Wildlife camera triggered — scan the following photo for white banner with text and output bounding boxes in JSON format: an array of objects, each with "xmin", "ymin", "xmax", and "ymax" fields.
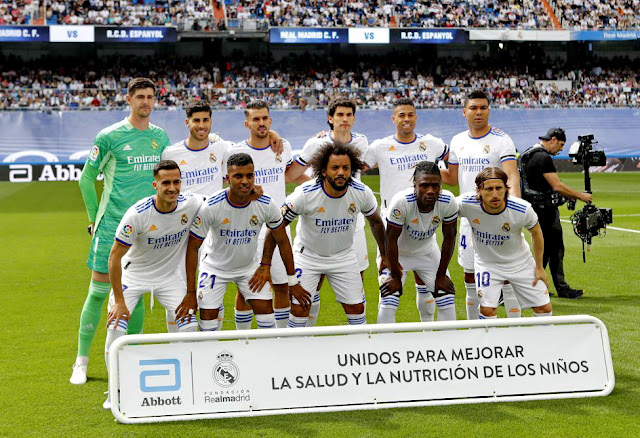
[{"xmin": 110, "ymin": 316, "xmax": 614, "ymax": 423}]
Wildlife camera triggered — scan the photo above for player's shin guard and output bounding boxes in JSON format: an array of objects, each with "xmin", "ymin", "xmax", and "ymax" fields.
[
  {"xmin": 287, "ymin": 314, "xmax": 308, "ymax": 328},
  {"xmin": 177, "ymin": 315, "xmax": 198, "ymax": 332},
  {"xmin": 77, "ymin": 280, "xmax": 110, "ymax": 357},
  {"xmin": 347, "ymin": 312, "xmax": 367, "ymax": 325},
  {"xmin": 502, "ymin": 283, "xmax": 521, "ymax": 318},
  {"xmin": 416, "ymin": 284, "xmax": 436, "ymax": 322},
  {"xmin": 435, "ymin": 294, "xmax": 457, "ymax": 321},
  {"xmin": 274, "ymin": 307, "xmax": 291, "ymax": 328},
  {"xmin": 307, "ymin": 294, "xmax": 321, "ymax": 327},
  {"xmin": 256, "ymin": 313, "xmax": 276, "ymax": 329},
  {"xmin": 234, "ymin": 309, "xmax": 253, "ymax": 330},
  {"xmin": 465, "ymin": 282, "xmax": 480, "ymax": 320},
  {"xmin": 126, "ymin": 299, "xmax": 145, "ymax": 335},
  {"xmin": 377, "ymin": 294, "xmax": 399, "ymax": 324},
  {"xmin": 104, "ymin": 327, "xmax": 126, "ymax": 371},
  {"xmin": 199, "ymin": 319, "xmax": 219, "ymax": 331}
]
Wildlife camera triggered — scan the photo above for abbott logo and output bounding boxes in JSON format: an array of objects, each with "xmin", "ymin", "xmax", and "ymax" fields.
[{"xmin": 139, "ymin": 359, "xmax": 181, "ymax": 392}]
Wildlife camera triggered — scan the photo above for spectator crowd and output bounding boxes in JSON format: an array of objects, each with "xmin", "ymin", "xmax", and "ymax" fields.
[
  {"xmin": 1, "ymin": 53, "xmax": 638, "ymax": 110},
  {"xmin": 1, "ymin": 0, "xmax": 637, "ymax": 29}
]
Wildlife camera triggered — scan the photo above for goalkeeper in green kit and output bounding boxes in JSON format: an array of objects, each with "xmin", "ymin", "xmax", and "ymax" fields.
[{"xmin": 70, "ymin": 78, "xmax": 171, "ymax": 385}]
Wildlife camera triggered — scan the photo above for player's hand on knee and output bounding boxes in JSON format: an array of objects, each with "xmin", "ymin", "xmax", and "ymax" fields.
[
  {"xmin": 176, "ymin": 292, "xmax": 198, "ymax": 323},
  {"xmin": 249, "ymin": 264, "xmax": 271, "ymax": 293},
  {"xmin": 533, "ymin": 267, "xmax": 549, "ymax": 288},
  {"xmin": 381, "ymin": 277, "xmax": 403, "ymax": 297},
  {"xmin": 434, "ymin": 275, "xmax": 455, "ymax": 296},
  {"xmin": 290, "ymin": 284, "xmax": 312, "ymax": 309},
  {"xmin": 107, "ymin": 301, "xmax": 130, "ymax": 329}
]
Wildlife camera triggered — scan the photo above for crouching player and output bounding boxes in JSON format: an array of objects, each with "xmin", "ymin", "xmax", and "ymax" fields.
[
  {"xmin": 265, "ymin": 142, "xmax": 387, "ymax": 328},
  {"xmin": 456, "ymin": 167, "xmax": 552, "ymax": 319},
  {"xmin": 103, "ymin": 160, "xmax": 203, "ymax": 409},
  {"xmin": 379, "ymin": 161, "xmax": 458, "ymax": 323},
  {"xmin": 186, "ymin": 153, "xmax": 311, "ymax": 332}
]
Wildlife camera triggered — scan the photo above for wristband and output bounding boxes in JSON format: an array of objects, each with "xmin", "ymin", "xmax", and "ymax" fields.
[
  {"xmin": 260, "ymin": 262, "xmax": 271, "ymax": 267},
  {"xmin": 287, "ymin": 275, "xmax": 299, "ymax": 287}
]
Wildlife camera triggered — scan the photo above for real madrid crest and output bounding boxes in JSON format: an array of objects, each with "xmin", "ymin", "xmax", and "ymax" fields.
[
  {"xmin": 275, "ymin": 154, "xmax": 282, "ymax": 163},
  {"xmin": 151, "ymin": 139, "xmax": 158, "ymax": 150},
  {"xmin": 432, "ymin": 215, "xmax": 440, "ymax": 225},
  {"xmin": 348, "ymin": 203, "xmax": 357, "ymax": 214},
  {"xmin": 419, "ymin": 141, "xmax": 426, "ymax": 151},
  {"xmin": 502, "ymin": 222, "xmax": 511, "ymax": 232},
  {"xmin": 181, "ymin": 214, "xmax": 188, "ymax": 225},
  {"xmin": 483, "ymin": 144, "xmax": 491, "ymax": 154},
  {"xmin": 249, "ymin": 215, "xmax": 259, "ymax": 226},
  {"xmin": 212, "ymin": 351, "xmax": 239, "ymax": 388},
  {"xmin": 209, "ymin": 153, "xmax": 217, "ymax": 163}
]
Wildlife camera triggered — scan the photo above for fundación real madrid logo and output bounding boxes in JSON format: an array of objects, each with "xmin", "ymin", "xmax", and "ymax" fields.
[
  {"xmin": 181, "ymin": 214, "xmax": 188, "ymax": 225},
  {"xmin": 483, "ymin": 144, "xmax": 491, "ymax": 154},
  {"xmin": 213, "ymin": 351, "xmax": 239, "ymax": 387},
  {"xmin": 419, "ymin": 141, "xmax": 426, "ymax": 151},
  {"xmin": 210, "ymin": 153, "xmax": 217, "ymax": 163},
  {"xmin": 348, "ymin": 203, "xmax": 357, "ymax": 214},
  {"xmin": 151, "ymin": 139, "xmax": 158, "ymax": 150},
  {"xmin": 502, "ymin": 222, "xmax": 511, "ymax": 232},
  {"xmin": 432, "ymin": 215, "xmax": 440, "ymax": 225},
  {"xmin": 249, "ymin": 215, "xmax": 259, "ymax": 226}
]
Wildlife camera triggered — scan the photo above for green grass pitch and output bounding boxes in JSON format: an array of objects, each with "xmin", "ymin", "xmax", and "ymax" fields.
[{"xmin": 1, "ymin": 173, "xmax": 639, "ymax": 437}]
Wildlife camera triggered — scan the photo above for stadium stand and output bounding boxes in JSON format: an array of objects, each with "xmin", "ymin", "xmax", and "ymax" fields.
[
  {"xmin": 551, "ymin": 0, "xmax": 640, "ymax": 29},
  {"xmin": 0, "ymin": 53, "xmax": 638, "ymax": 110}
]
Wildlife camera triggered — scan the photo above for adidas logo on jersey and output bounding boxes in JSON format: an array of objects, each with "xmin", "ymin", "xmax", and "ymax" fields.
[
  {"xmin": 222, "ymin": 218, "xmax": 230, "ymax": 224},
  {"xmin": 148, "ymin": 224, "xmax": 157, "ymax": 231},
  {"xmin": 411, "ymin": 218, "xmax": 419, "ymax": 224},
  {"xmin": 123, "ymin": 145, "xmax": 132, "ymax": 151},
  {"xmin": 388, "ymin": 145, "xmax": 397, "ymax": 151},
  {"xmin": 179, "ymin": 159, "xmax": 187, "ymax": 165},
  {"xmin": 317, "ymin": 207, "xmax": 325, "ymax": 213},
  {"xmin": 473, "ymin": 218, "xmax": 480, "ymax": 224}
]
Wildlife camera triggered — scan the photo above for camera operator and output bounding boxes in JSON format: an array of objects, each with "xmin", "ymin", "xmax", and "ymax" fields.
[{"xmin": 521, "ymin": 128, "xmax": 592, "ymax": 299}]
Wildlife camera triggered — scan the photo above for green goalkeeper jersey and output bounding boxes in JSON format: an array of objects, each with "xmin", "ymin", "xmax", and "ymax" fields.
[{"xmin": 86, "ymin": 117, "xmax": 171, "ymax": 228}]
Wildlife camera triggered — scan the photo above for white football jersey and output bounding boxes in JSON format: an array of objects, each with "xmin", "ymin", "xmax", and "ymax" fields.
[
  {"xmin": 386, "ymin": 188, "xmax": 458, "ymax": 256},
  {"xmin": 448, "ymin": 127, "xmax": 517, "ymax": 194},
  {"xmin": 161, "ymin": 139, "xmax": 231, "ymax": 196},
  {"xmin": 296, "ymin": 131, "xmax": 368, "ymax": 171},
  {"xmin": 224, "ymin": 139, "xmax": 292, "ymax": 208},
  {"xmin": 365, "ymin": 133, "xmax": 448, "ymax": 210},
  {"xmin": 283, "ymin": 179, "xmax": 378, "ymax": 267},
  {"xmin": 114, "ymin": 193, "xmax": 203, "ymax": 284},
  {"xmin": 456, "ymin": 193, "xmax": 539, "ymax": 272},
  {"xmin": 190, "ymin": 189, "xmax": 283, "ymax": 277}
]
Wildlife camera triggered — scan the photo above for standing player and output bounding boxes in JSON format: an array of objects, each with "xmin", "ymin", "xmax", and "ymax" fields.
[
  {"xmin": 380, "ymin": 162, "xmax": 458, "ymax": 323},
  {"xmin": 225, "ymin": 100, "xmax": 295, "ymax": 329},
  {"xmin": 71, "ymin": 78, "xmax": 171, "ymax": 385},
  {"xmin": 103, "ymin": 160, "xmax": 202, "ymax": 409},
  {"xmin": 456, "ymin": 168, "xmax": 552, "ymax": 319},
  {"xmin": 265, "ymin": 142, "xmax": 387, "ymax": 328},
  {"xmin": 364, "ymin": 98, "xmax": 449, "ymax": 321},
  {"xmin": 186, "ymin": 153, "xmax": 311, "ymax": 332},
  {"xmin": 161, "ymin": 100, "xmax": 284, "ymax": 330},
  {"xmin": 441, "ymin": 90, "xmax": 522, "ymax": 320},
  {"xmin": 286, "ymin": 96, "xmax": 370, "ymax": 326}
]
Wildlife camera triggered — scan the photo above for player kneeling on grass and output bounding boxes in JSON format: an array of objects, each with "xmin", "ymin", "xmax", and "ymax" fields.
[
  {"xmin": 264, "ymin": 142, "xmax": 387, "ymax": 328},
  {"xmin": 456, "ymin": 167, "xmax": 552, "ymax": 319},
  {"xmin": 186, "ymin": 153, "xmax": 311, "ymax": 332},
  {"xmin": 379, "ymin": 161, "xmax": 458, "ymax": 323},
  {"xmin": 104, "ymin": 160, "xmax": 203, "ymax": 409}
]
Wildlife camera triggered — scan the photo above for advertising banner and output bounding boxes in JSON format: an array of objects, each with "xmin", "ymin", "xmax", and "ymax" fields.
[
  {"xmin": 110, "ymin": 317, "xmax": 613, "ymax": 422},
  {"xmin": 269, "ymin": 28, "xmax": 348, "ymax": 43},
  {"xmin": 95, "ymin": 26, "xmax": 177, "ymax": 43},
  {"xmin": 390, "ymin": 29, "xmax": 467, "ymax": 44},
  {"xmin": 0, "ymin": 26, "xmax": 49, "ymax": 42}
]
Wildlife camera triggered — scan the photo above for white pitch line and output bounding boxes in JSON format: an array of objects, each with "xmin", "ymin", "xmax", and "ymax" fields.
[{"xmin": 560, "ymin": 219, "xmax": 640, "ymax": 234}]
